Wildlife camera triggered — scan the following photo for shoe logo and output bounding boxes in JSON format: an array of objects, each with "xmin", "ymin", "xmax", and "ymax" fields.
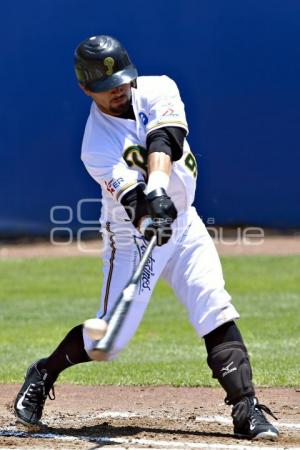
[
  {"xmin": 16, "ymin": 386, "xmax": 31, "ymax": 411},
  {"xmin": 221, "ymin": 361, "xmax": 237, "ymax": 378},
  {"xmin": 249, "ymin": 419, "xmax": 256, "ymax": 431}
]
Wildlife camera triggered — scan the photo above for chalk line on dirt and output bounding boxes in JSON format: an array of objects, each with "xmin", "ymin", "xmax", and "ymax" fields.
[{"xmin": 0, "ymin": 428, "xmax": 299, "ymax": 450}]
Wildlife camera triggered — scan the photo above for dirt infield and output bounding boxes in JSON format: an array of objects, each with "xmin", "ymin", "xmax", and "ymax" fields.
[
  {"xmin": 1, "ymin": 385, "xmax": 300, "ymax": 449},
  {"xmin": 1, "ymin": 234, "xmax": 300, "ymax": 259}
]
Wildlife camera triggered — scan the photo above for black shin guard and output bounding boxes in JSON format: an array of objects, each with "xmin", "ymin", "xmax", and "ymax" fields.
[{"xmin": 207, "ymin": 341, "xmax": 255, "ymax": 405}]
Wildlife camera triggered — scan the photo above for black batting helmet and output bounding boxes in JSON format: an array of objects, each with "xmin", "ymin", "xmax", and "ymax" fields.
[{"xmin": 74, "ymin": 35, "xmax": 138, "ymax": 92}]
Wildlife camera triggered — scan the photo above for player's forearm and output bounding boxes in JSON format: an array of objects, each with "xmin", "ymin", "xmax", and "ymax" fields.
[
  {"xmin": 145, "ymin": 152, "xmax": 172, "ymax": 194},
  {"xmin": 145, "ymin": 126, "xmax": 186, "ymax": 194}
]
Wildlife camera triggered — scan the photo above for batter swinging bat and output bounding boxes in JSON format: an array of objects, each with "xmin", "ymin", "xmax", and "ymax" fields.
[{"xmin": 90, "ymin": 235, "xmax": 157, "ymax": 357}]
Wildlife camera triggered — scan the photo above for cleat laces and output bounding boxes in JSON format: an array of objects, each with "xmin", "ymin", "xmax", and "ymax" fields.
[
  {"xmin": 23, "ymin": 372, "xmax": 55, "ymax": 420},
  {"xmin": 250, "ymin": 400, "xmax": 278, "ymax": 426}
]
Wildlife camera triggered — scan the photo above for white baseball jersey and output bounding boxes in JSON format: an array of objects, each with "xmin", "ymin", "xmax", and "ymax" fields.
[
  {"xmin": 81, "ymin": 75, "xmax": 239, "ymax": 358},
  {"xmin": 81, "ymin": 75, "xmax": 197, "ymax": 234}
]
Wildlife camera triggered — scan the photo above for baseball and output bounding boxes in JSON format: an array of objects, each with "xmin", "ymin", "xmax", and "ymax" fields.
[{"xmin": 83, "ymin": 318, "xmax": 108, "ymax": 340}]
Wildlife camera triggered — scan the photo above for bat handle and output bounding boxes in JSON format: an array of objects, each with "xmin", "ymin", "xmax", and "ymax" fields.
[
  {"xmin": 105, "ymin": 234, "xmax": 157, "ymax": 322},
  {"xmin": 131, "ymin": 235, "xmax": 157, "ymax": 284}
]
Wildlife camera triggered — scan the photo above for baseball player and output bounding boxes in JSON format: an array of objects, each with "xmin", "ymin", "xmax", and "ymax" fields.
[{"xmin": 14, "ymin": 35, "xmax": 278, "ymax": 441}]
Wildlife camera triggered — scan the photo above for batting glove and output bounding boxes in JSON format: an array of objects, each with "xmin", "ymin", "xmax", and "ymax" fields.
[{"xmin": 143, "ymin": 188, "xmax": 177, "ymax": 246}]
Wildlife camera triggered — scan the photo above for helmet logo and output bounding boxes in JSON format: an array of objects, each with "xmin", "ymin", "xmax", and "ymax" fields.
[{"xmin": 104, "ymin": 57, "xmax": 115, "ymax": 76}]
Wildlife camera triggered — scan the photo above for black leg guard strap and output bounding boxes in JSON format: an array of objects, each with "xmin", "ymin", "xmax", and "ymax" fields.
[{"xmin": 207, "ymin": 341, "xmax": 255, "ymax": 405}]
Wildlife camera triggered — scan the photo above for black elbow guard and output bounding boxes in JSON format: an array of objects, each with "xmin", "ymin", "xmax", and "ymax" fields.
[{"xmin": 146, "ymin": 126, "xmax": 186, "ymax": 161}]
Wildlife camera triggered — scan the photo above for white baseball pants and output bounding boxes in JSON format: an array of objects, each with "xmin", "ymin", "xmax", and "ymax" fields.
[{"xmin": 83, "ymin": 207, "xmax": 239, "ymax": 359}]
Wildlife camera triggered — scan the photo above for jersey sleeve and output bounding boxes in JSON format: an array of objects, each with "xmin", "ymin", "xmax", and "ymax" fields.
[
  {"xmin": 145, "ymin": 76, "xmax": 189, "ymax": 135},
  {"xmin": 81, "ymin": 148, "xmax": 146, "ymax": 203}
]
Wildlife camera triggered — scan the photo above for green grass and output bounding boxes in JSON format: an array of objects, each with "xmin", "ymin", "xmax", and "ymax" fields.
[{"xmin": 0, "ymin": 255, "xmax": 299, "ymax": 387}]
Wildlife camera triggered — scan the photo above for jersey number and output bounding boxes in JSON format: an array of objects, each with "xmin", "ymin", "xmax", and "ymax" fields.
[
  {"xmin": 123, "ymin": 145, "xmax": 148, "ymax": 180},
  {"xmin": 184, "ymin": 152, "xmax": 197, "ymax": 178}
]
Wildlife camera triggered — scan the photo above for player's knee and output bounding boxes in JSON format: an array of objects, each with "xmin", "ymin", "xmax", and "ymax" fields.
[
  {"xmin": 83, "ymin": 331, "xmax": 110, "ymax": 361},
  {"xmin": 86, "ymin": 347, "xmax": 122, "ymax": 362},
  {"xmin": 86, "ymin": 349, "xmax": 110, "ymax": 361},
  {"xmin": 83, "ymin": 330, "xmax": 124, "ymax": 362}
]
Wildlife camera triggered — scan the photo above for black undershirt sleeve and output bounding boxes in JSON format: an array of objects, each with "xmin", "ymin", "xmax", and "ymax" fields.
[{"xmin": 146, "ymin": 126, "xmax": 186, "ymax": 161}]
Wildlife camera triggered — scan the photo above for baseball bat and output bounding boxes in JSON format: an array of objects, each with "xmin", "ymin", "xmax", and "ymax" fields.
[{"xmin": 92, "ymin": 234, "xmax": 157, "ymax": 354}]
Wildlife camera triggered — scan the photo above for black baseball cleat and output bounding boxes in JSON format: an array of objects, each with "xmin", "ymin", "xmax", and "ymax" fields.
[
  {"xmin": 14, "ymin": 359, "xmax": 55, "ymax": 427},
  {"xmin": 232, "ymin": 396, "xmax": 279, "ymax": 440}
]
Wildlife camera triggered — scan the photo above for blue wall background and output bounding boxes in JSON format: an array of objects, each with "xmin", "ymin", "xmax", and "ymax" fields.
[{"xmin": 1, "ymin": 0, "xmax": 300, "ymax": 236}]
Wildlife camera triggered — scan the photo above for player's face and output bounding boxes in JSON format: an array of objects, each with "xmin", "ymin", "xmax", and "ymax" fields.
[{"xmin": 83, "ymin": 83, "xmax": 132, "ymax": 116}]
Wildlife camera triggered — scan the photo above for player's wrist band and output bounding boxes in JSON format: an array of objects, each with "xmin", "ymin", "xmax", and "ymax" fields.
[{"xmin": 145, "ymin": 170, "xmax": 169, "ymax": 195}]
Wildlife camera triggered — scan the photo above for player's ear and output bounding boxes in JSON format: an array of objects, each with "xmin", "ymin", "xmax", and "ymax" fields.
[{"xmin": 79, "ymin": 84, "xmax": 92, "ymax": 96}]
